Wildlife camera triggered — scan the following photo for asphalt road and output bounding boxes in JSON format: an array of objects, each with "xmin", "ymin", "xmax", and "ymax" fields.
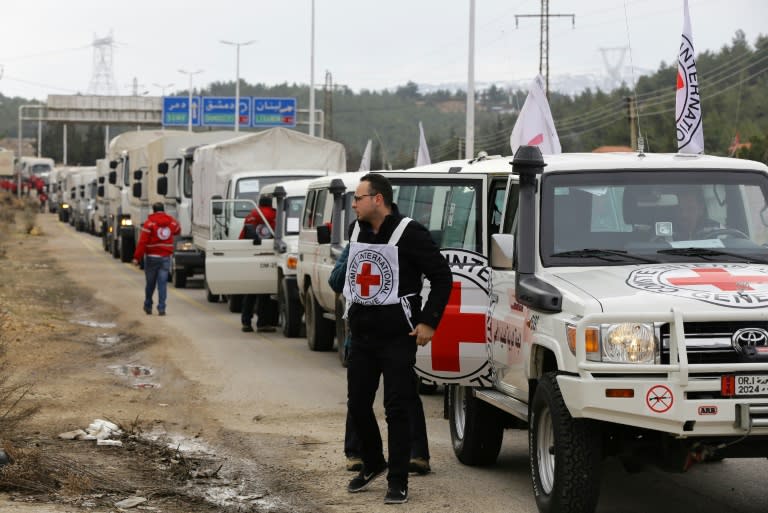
[{"xmin": 48, "ymin": 214, "xmax": 767, "ymax": 513}]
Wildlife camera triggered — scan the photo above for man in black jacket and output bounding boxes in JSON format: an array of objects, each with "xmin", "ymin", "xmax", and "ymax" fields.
[{"xmin": 343, "ymin": 173, "xmax": 452, "ymax": 504}]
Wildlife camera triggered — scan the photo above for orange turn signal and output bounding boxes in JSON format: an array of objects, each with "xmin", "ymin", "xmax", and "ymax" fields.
[
  {"xmin": 567, "ymin": 325, "xmax": 600, "ymax": 354},
  {"xmin": 287, "ymin": 256, "xmax": 298, "ymax": 270}
]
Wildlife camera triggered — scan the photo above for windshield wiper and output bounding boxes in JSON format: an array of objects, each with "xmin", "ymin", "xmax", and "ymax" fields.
[
  {"xmin": 657, "ymin": 247, "xmax": 768, "ymax": 264},
  {"xmin": 550, "ymin": 249, "xmax": 658, "ymax": 263}
]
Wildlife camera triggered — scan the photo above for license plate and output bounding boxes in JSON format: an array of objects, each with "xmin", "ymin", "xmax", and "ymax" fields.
[{"xmin": 736, "ymin": 375, "xmax": 768, "ymax": 396}]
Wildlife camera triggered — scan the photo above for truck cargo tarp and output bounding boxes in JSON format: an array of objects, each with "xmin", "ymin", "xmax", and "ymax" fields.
[{"xmin": 192, "ymin": 128, "xmax": 346, "ymax": 229}]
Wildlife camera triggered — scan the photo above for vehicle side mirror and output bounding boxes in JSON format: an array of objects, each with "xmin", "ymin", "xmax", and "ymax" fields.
[
  {"xmin": 158, "ymin": 162, "xmax": 169, "ymax": 174},
  {"xmin": 109, "ymin": 160, "xmax": 118, "ymax": 169},
  {"xmin": 108, "ymin": 171, "xmax": 117, "ymax": 184},
  {"xmin": 316, "ymin": 224, "xmax": 331, "ymax": 245},
  {"xmin": 490, "ymin": 233, "xmax": 515, "ymax": 269},
  {"xmin": 97, "ymin": 185, "xmax": 105, "ymax": 198},
  {"xmin": 157, "ymin": 176, "xmax": 168, "ymax": 196},
  {"xmin": 132, "ymin": 182, "xmax": 141, "ymax": 198},
  {"xmin": 133, "ymin": 169, "xmax": 142, "ymax": 181},
  {"xmin": 211, "ymin": 195, "xmax": 223, "ymax": 216}
]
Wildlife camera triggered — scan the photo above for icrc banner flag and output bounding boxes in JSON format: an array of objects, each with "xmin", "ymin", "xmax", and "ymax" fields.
[
  {"xmin": 509, "ymin": 75, "xmax": 561, "ymax": 155},
  {"xmin": 675, "ymin": 0, "xmax": 704, "ymax": 154}
]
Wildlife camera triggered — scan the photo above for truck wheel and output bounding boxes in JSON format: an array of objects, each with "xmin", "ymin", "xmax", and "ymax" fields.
[
  {"xmin": 120, "ymin": 236, "xmax": 135, "ymax": 263},
  {"xmin": 173, "ymin": 269, "xmax": 187, "ymax": 289},
  {"xmin": 448, "ymin": 385, "xmax": 503, "ymax": 465},
  {"xmin": 228, "ymin": 294, "xmax": 243, "ymax": 313},
  {"xmin": 335, "ymin": 295, "xmax": 349, "ymax": 366},
  {"xmin": 205, "ymin": 280, "xmax": 220, "ymax": 303},
  {"xmin": 530, "ymin": 372, "xmax": 602, "ymax": 513},
  {"xmin": 306, "ymin": 285, "xmax": 334, "ymax": 351},
  {"xmin": 111, "ymin": 239, "xmax": 120, "ymax": 259},
  {"xmin": 279, "ymin": 278, "xmax": 304, "ymax": 338}
]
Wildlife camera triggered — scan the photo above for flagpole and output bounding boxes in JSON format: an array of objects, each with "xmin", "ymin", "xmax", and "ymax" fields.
[{"xmin": 465, "ymin": 0, "xmax": 476, "ymax": 159}]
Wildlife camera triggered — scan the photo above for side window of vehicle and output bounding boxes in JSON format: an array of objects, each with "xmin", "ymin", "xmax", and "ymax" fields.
[
  {"xmin": 489, "ymin": 180, "xmax": 508, "ymax": 236},
  {"xmin": 313, "ymin": 189, "xmax": 328, "ymax": 227},
  {"xmin": 302, "ymin": 190, "xmax": 316, "ymax": 228}
]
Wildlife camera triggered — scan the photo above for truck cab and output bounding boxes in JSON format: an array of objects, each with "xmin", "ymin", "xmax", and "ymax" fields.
[
  {"xmin": 447, "ymin": 147, "xmax": 768, "ymax": 513},
  {"xmin": 203, "ymin": 170, "xmax": 335, "ymax": 307}
]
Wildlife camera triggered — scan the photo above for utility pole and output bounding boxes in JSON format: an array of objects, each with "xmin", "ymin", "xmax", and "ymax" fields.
[
  {"xmin": 515, "ymin": 0, "xmax": 575, "ymax": 97},
  {"xmin": 323, "ymin": 71, "xmax": 334, "ymax": 140},
  {"xmin": 626, "ymin": 96, "xmax": 637, "ymax": 150}
]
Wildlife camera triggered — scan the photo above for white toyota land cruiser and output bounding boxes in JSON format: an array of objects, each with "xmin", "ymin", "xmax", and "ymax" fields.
[{"xmin": 449, "ymin": 146, "xmax": 768, "ymax": 513}]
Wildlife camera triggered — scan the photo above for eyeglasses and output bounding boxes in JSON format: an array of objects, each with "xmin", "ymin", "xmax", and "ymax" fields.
[{"xmin": 352, "ymin": 193, "xmax": 377, "ymax": 202}]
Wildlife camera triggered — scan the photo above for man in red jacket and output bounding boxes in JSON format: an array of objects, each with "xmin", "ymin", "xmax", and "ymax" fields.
[{"xmin": 132, "ymin": 203, "xmax": 181, "ymax": 316}]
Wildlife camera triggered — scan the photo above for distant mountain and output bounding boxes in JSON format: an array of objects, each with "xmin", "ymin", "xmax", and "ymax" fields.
[{"xmin": 417, "ymin": 68, "xmax": 655, "ymax": 96}]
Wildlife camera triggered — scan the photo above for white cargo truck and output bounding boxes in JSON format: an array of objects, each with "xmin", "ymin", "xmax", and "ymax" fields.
[
  {"xmin": 189, "ymin": 127, "xmax": 345, "ymax": 302},
  {"xmin": 0, "ymin": 150, "xmax": 14, "ymax": 179},
  {"xmin": 444, "ymin": 147, "xmax": 768, "ymax": 513},
  {"xmin": 104, "ymin": 130, "xmax": 180, "ymax": 261}
]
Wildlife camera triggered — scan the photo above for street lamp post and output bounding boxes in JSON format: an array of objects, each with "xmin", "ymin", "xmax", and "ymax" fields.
[
  {"xmin": 220, "ymin": 40, "xmax": 255, "ymax": 132},
  {"xmin": 17, "ymin": 104, "xmax": 45, "ymax": 198},
  {"xmin": 309, "ymin": 0, "xmax": 316, "ymax": 137},
  {"xmin": 153, "ymin": 82, "xmax": 174, "ymax": 96},
  {"xmin": 178, "ymin": 69, "xmax": 203, "ymax": 132}
]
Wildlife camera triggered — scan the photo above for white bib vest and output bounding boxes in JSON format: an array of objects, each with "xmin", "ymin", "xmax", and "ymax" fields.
[{"xmin": 343, "ymin": 217, "xmax": 416, "ymax": 328}]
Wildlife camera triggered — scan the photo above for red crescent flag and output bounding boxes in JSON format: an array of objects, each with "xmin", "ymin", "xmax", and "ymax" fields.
[
  {"xmin": 510, "ymin": 75, "xmax": 561, "ymax": 155},
  {"xmin": 675, "ymin": 0, "xmax": 704, "ymax": 154}
]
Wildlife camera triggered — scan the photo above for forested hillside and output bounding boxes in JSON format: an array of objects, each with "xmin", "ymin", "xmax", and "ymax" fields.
[{"xmin": 0, "ymin": 30, "xmax": 765, "ymax": 168}]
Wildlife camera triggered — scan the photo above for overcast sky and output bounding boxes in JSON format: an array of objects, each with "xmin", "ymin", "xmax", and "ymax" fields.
[{"xmin": 0, "ymin": 0, "xmax": 765, "ymax": 100}]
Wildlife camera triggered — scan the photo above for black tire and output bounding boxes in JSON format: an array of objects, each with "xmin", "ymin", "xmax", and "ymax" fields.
[
  {"xmin": 120, "ymin": 235, "xmax": 135, "ymax": 263},
  {"xmin": 279, "ymin": 277, "xmax": 304, "ymax": 338},
  {"xmin": 228, "ymin": 294, "xmax": 243, "ymax": 313},
  {"xmin": 305, "ymin": 284, "xmax": 334, "ymax": 351},
  {"xmin": 111, "ymin": 238, "xmax": 120, "ymax": 259},
  {"xmin": 173, "ymin": 268, "xmax": 187, "ymax": 289},
  {"xmin": 530, "ymin": 372, "xmax": 602, "ymax": 513},
  {"xmin": 448, "ymin": 385, "xmax": 504, "ymax": 465},
  {"xmin": 205, "ymin": 280, "xmax": 220, "ymax": 303},
  {"xmin": 335, "ymin": 295, "xmax": 349, "ymax": 366}
]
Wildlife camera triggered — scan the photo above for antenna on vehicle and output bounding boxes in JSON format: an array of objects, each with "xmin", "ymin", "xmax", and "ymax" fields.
[{"xmin": 622, "ymin": 1, "xmax": 646, "ymax": 153}]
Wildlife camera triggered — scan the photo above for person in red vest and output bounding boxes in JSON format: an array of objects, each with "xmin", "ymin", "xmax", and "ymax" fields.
[
  {"xmin": 240, "ymin": 196, "xmax": 279, "ymax": 332},
  {"xmin": 132, "ymin": 203, "xmax": 181, "ymax": 316}
]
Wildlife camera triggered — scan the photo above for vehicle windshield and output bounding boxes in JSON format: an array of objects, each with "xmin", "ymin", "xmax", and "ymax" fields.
[
  {"xmin": 234, "ymin": 176, "xmax": 315, "ymax": 218},
  {"xmin": 31, "ymin": 164, "xmax": 52, "ymax": 174},
  {"xmin": 540, "ymin": 170, "xmax": 768, "ymax": 267}
]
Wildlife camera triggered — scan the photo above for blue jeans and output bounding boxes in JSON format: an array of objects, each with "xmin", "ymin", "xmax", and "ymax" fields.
[{"xmin": 144, "ymin": 256, "xmax": 170, "ymax": 312}]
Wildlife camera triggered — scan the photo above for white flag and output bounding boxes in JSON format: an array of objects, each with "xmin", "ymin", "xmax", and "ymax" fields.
[
  {"xmin": 675, "ymin": 0, "xmax": 704, "ymax": 154},
  {"xmin": 509, "ymin": 75, "xmax": 561, "ymax": 155},
  {"xmin": 358, "ymin": 139, "xmax": 372, "ymax": 171},
  {"xmin": 416, "ymin": 122, "xmax": 431, "ymax": 166}
]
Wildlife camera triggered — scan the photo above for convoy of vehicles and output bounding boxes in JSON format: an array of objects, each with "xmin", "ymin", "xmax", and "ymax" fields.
[{"xmin": 49, "ymin": 125, "xmax": 768, "ymax": 513}]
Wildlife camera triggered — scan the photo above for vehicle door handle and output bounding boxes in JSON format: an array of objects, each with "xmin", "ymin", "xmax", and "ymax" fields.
[{"xmin": 212, "ymin": 252, "xmax": 224, "ymax": 256}]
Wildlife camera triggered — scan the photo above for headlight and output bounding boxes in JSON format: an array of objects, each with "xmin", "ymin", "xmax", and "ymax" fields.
[
  {"xmin": 176, "ymin": 241, "xmax": 194, "ymax": 251},
  {"xmin": 603, "ymin": 323, "xmax": 657, "ymax": 364},
  {"xmin": 62, "ymin": 203, "xmax": 70, "ymax": 209},
  {"xmin": 120, "ymin": 218, "xmax": 133, "ymax": 226}
]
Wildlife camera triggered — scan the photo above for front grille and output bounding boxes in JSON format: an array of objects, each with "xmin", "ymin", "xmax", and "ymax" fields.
[{"xmin": 660, "ymin": 321, "xmax": 768, "ymax": 364}]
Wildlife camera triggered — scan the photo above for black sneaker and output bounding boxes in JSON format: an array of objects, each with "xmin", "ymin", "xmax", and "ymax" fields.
[
  {"xmin": 143, "ymin": 306, "xmax": 151, "ymax": 315},
  {"xmin": 158, "ymin": 310, "xmax": 166, "ymax": 316},
  {"xmin": 347, "ymin": 463, "xmax": 387, "ymax": 493},
  {"xmin": 242, "ymin": 325, "xmax": 254, "ymax": 332},
  {"xmin": 409, "ymin": 457, "xmax": 431, "ymax": 475},
  {"xmin": 384, "ymin": 484, "xmax": 408, "ymax": 504}
]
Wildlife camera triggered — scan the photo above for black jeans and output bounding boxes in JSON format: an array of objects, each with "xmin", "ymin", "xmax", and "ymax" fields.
[
  {"xmin": 347, "ymin": 333, "xmax": 418, "ymax": 487},
  {"xmin": 344, "ymin": 392, "xmax": 430, "ymax": 460},
  {"xmin": 241, "ymin": 294, "xmax": 278, "ymax": 327}
]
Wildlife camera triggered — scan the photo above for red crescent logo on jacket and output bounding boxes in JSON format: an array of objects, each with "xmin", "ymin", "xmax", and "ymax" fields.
[{"xmin": 157, "ymin": 226, "xmax": 172, "ymax": 241}]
